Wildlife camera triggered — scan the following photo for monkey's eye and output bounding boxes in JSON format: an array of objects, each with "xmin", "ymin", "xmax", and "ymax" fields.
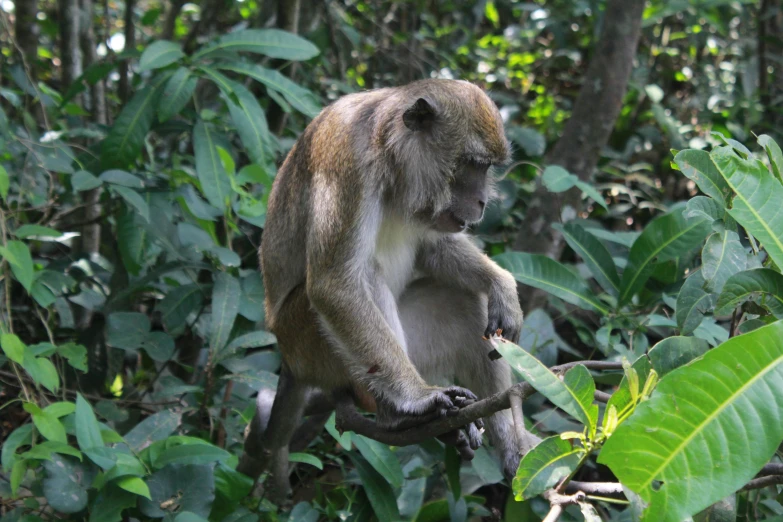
[{"xmin": 468, "ymin": 158, "xmax": 492, "ymax": 171}]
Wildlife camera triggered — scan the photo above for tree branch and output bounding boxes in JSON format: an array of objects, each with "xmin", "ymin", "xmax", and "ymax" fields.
[{"xmin": 334, "ymin": 361, "xmax": 622, "ymax": 448}]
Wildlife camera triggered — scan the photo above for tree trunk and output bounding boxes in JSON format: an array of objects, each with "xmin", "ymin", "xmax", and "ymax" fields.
[
  {"xmin": 14, "ymin": 0, "xmax": 40, "ymax": 76},
  {"xmin": 59, "ymin": 0, "xmax": 82, "ymax": 90},
  {"xmin": 118, "ymin": 0, "xmax": 135, "ymax": 103},
  {"xmin": 162, "ymin": 0, "xmax": 186, "ymax": 40},
  {"xmin": 266, "ymin": 0, "xmax": 302, "ymax": 135},
  {"xmin": 79, "ymin": 0, "xmax": 105, "ymax": 256},
  {"xmin": 759, "ymin": 0, "xmax": 783, "ymax": 131},
  {"xmin": 513, "ymin": 0, "xmax": 646, "ymax": 313}
]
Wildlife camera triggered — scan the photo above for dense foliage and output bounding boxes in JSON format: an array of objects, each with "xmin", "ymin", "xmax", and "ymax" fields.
[{"xmin": 1, "ymin": 0, "xmax": 783, "ymax": 521}]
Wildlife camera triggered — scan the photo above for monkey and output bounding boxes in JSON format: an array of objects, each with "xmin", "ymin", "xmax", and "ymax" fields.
[{"xmin": 239, "ymin": 79, "xmax": 525, "ymax": 494}]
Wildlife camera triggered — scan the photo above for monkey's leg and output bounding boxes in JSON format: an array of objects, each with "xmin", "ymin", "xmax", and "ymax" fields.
[
  {"xmin": 238, "ymin": 367, "xmax": 307, "ymax": 503},
  {"xmin": 400, "ymin": 278, "xmax": 522, "ymax": 480}
]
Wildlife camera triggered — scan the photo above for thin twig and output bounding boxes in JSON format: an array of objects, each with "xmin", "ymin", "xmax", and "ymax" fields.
[{"xmin": 742, "ymin": 475, "xmax": 783, "ymax": 491}]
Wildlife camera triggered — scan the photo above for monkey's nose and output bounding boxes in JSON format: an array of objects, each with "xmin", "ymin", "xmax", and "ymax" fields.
[{"xmin": 478, "ymin": 200, "xmax": 486, "ymax": 210}]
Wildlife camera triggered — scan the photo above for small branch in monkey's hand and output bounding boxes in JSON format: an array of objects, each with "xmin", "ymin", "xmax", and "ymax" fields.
[{"xmin": 334, "ymin": 360, "xmax": 622, "ymax": 450}]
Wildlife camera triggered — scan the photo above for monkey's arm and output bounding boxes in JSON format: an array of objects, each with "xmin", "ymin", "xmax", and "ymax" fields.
[
  {"xmin": 305, "ymin": 175, "xmax": 476, "ymax": 426},
  {"xmin": 418, "ymin": 235, "xmax": 523, "ymax": 342}
]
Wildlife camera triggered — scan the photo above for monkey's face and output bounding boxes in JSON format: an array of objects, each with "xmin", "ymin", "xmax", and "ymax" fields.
[{"xmin": 431, "ymin": 158, "xmax": 492, "ymax": 233}]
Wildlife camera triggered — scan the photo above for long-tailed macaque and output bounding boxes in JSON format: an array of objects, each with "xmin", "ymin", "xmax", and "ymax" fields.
[{"xmin": 240, "ymin": 79, "xmax": 524, "ymax": 491}]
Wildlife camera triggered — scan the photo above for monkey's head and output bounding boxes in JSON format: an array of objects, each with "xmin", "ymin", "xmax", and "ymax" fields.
[{"xmin": 385, "ymin": 80, "xmax": 510, "ymax": 233}]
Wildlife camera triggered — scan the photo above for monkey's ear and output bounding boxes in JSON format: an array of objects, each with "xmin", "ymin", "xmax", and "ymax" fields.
[{"xmin": 403, "ymin": 98, "xmax": 436, "ymax": 131}]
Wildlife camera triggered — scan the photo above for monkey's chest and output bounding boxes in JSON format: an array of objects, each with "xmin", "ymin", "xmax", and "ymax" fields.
[{"xmin": 374, "ymin": 220, "xmax": 420, "ymax": 299}]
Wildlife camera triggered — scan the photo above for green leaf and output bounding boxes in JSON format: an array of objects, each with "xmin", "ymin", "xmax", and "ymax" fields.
[
  {"xmin": 512, "ymin": 436, "xmax": 583, "ymax": 501},
  {"xmin": 495, "ymin": 341, "xmax": 594, "ymax": 426},
  {"xmin": 495, "ymin": 252, "xmax": 609, "ymax": 314},
  {"xmin": 710, "ymin": 146, "xmax": 783, "ymax": 269},
  {"xmin": 158, "ymin": 67, "xmax": 197, "ymax": 122},
  {"xmin": 22, "ymin": 352, "xmax": 60, "ymax": 392},
  {"xmin": 89, "ymin": 484, "xmax": 137, "ymax": 522},
  {"xmin": 193, "ymin": 29, "xmax": 320, "ymax": 61},
  {"xmin": 116, "ymin": 476, "xmax": 152, "ymax": 499},
  {"xmin": 599, "ymin": 320, "xmax": 783, "ymax": 522},
  {"xmin": 43, "ymin": 455, "xmax": 95, "ymax": 513},
  {"xmin": 541, "ymin": 165, "xmax": 575, "ymax": 192},
  {"xmin": 138, "ymin": 464, "xmax": 215, "ymax": 518},
  {"xmin": 0, "ymin": 164, "xmax": 8, "ymax": 200},
  {"xmin": 647, "ymin": 336, "xmax": 709, "ymax": 376},
  {"xmin": 58, "ymin": 343, "xmax": 88, "ymax": 372},
  {"xmin": 194, "ymin": 120, "xmax": 232, "ymax": 209},
  {"xmin": 1, "ymin": 333, "xmax": 25, "ymax": 364},
  {"xmin": 757, "ymin": 134, "xmax": 783, "ymax": 184},
  {"xmin": 112, "ymin": 185, "xmax": 150, "ymax": 222},
  {"xmin": 141, "ymin": 331, "xmax": 175, "ymax": 362},
  {"xmin": 288, "ymin": 452, "xmax": 324, "ymax": 470},
  {"xmin": 352, "ymin": 435, "xmax": 404, "ymax": 488},
  {"xmin": 24, "ymin": 402, "xmax": 66, "ymax": 443},
  {"xmin": 674, "ymin": 149, "xmax": 731, "ymax": 204},
  {"xmin": 154, "ymin": 442, "xmax": 231, "ymax": 468},
  {"xmin": 221, "ymin": 330, "xmax": 276, "ymax": 359},
  {"xmin": 75, "ymin": 393, "xmax": 106, "ymax": 451},
  {"xmin": 715, "ymin": 268, "xmax": 783, "ymax": 317},
  {"xmin": 157, "ymin": 284, "xmax": 204, "ymax": 335},
  {"xmin": 684, "ymin": 196, "xmax": 725, "ymax": 223},
  {"xmin": 124, "ymin": 409, "xmax": 182, "ymax": 451},
  {"xmin": 2, "ymin": 424, "xmax": 32, "ymax": 471},
  {"xmin": 210, "ymin": 272, "xmax": 240, "ymax": 352},
  {"xmin": 45, "ymin": 401, "xmax": 76, "ymax": 418},
  {"xmin": 106, "ymin": 312, "xmax": 150, "ymax": 351},
  {"xmin": 675, "ymin": 270, "xmax": 716, "ymax": 335},
  {"xmin": 101, "ymin": 83, "xmax": 161, "ymax": 169},
  {"xmin": 71, "ymin": 170, "xmax": 102, "ymax": 191},
  {"xmin": 618, "ymin": 209, "xmax": 710, "ymax": 307},
  {"xmin": 701, "ymin": 230, "xmax": 747, "ymax": 293},
  {"xmin": 605, "ymin": 356, "xmax": 652, "ymax": 422},
  {"xmin": 14, "ymin": 225, "xmax": 63, "ymax": 239},
  {"xmin": 555, "ymin": 222, "xmax": 619, "ymax": 295},
  {"xmin": 573, "ymin": 179, "xmax": 608, "ymax": 210},
  {"xmin": 117, "ymin": 208, "xmax": 145, "ymax": 275},
  {"xmin": 218, "ymin": 61, "xmax": 321, "ymax": 118},
  {"xmin": 222, "ymin": 78, "xmax": 275, "ymax": 166},
  {"xmin": 347, "ymin": 453, "xmax": 401, "ymax": 522},
  {"xmin": 21, "ymin": 440, "xmax": 82, "ymax": 461},
  {"xmin": 100, "ymin": 169, "xmax": 144, "ymax": 188},
  {"xmin": 0, "ymin": 240, "xmax": 34, "ymax": 291},
  {"xmin": 139, "ymin": 40, "xmax": 184, "ymax": 72}
]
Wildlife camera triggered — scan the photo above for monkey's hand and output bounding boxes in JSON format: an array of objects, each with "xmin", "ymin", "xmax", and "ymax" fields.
[
  {"xmin": 485, "ymin": 273, "xmax": 524, "ymax": 343},
  {"xmin": 376, "ymin": 386, "xmax": 484, "ymax": 451}
]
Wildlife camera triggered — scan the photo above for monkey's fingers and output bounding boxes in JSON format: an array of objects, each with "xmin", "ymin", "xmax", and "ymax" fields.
[
  {"xmin": 437, "ymin": 430, "xmax": 475, "ymax": 461},
  {"xmin": 465, "ymin": 422, "xmax": 483, "ymax": 450},
  {"xmin": 441, "ymin": 386, "xmax": 478, "ymax": 408}
]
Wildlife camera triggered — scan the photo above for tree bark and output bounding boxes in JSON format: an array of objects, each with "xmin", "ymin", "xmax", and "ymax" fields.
[
  {"xmin": 118, "ymin": 0, "xmax": 135, "ymax": 103},
  {"xmin": 162, "ymin": 0, "xmax": 186, "ymax": 40},
  {"xmin": 513, "ymin": 0, "xmax": 646, "ymax": 312},
  {"xmin": 59, "ymin": 0, "xmax": 82, "ymax": 90},
  {"xmin": 266, "ymin": 0, "xmax": 302, "ymax": 135},
  {"xmin": 79, "ymin": 0, "xmax": 105, "ymax": 256},
  {"xmin": 14, "ymin": 0, "xmax": 40, "ymax": 77}
]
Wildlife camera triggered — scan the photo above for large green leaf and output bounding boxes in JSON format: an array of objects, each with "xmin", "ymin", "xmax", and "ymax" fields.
[
  {"xmin": 757, "ymin": 134, "xmax": 783, "ymax": 184},
  {"xmin": 352, "ymin": 435, "xmax": 404, "ymax": 489},
  {"xmin": 193, "ymin": 120, "xmax": 231, "ymax": 209},
  {"xmin": 512, "ymin": 436, "xmax": 583, "ymax": 501},
  {"xmin": 555, "ymin": 222, "xmax": 620, "ymax": 295},
  {"xmin": 701, "ymin": 230, "xmax": 746, "ymax": 293},
  {"xmin": 647, "ymin": 336, "xmax": 708, "ymax": 376},
  {"xmin": 618, "ymin": 209, "xmax": 710, "ymax": 306},
  {"xmin": 709, "ymin": 146, "xmax": 783, "ymax": 269},
  {"xmin": 1, "ymin": 332, "xmax": 25, "ymax": 364},
  {"xmin": 158, "ymin": 67, "xmax": 197, "ymax": 122},
  {"xmin": 0, "ymin": 240, "xmax": 34, "ymax": 291},
  {"xmin": 675, "ymin": 270, "xmax": 715, "ymax": 335},
  {"xmin": 157, "ymin": 284, "xmax": 204, "ymax": 335},
  {"xmin": 598, "ymin": 320, "xmax": 783, "ymax": 522},
  {"xmin": 210, "ymin": 272, "xmax": 240, "ymax": 352},
  {"xmin": 347, "ymin": 453, "xmax": 401, "ymax": 522},
  {"xmin": 219, "ymin": 75, "xmax": 275, "ymax": 166},
  {"xmin": 674, "ymin": 149, "xmax": 731, "ymax": 204},
  {"xmin": 101, "ymin": 81, "xmax": 163, "ymax": 169},
  {"xmin": 43, "ymin": 455, "xmax": 95, "ymax": 513},
  {"xmin": 139, "ymin": 40, "xmax": 184, "ymax": 72},
  {"xmin": 494, "ymin": 252, "xmax": 609, "ymax": 314},
  {"xmin": 715, "ymin": 268, "xmax": 783, "ymax": 317},
  {"xmin": 193, "ymin": 29, "xmax": 320, "ymax": 61},
  {"xmin": 217, "ymin": 62, "xmax": 321, "ymax": 118},
  {"xmin": 495, "ymin": 341, "xmax": 596, "ymax": 427}
]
